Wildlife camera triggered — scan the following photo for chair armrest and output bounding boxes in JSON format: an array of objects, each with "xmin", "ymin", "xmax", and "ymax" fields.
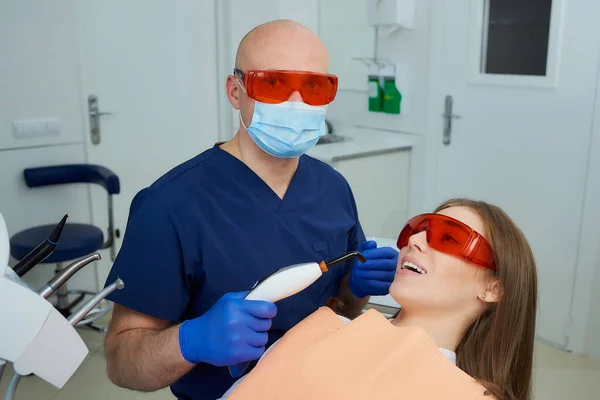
[{"xmin": 24, "ymin": 165, "xmax": 120, "ymax": 195}]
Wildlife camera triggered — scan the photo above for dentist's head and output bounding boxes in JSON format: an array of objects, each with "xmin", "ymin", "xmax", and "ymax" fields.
[{"xmin": 225, "ymin": 20, "xmax": 337, "ymax": 160}]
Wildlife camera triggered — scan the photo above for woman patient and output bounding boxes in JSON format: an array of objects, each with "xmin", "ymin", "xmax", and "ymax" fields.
[{"xmin": 222, "ymin": 198, "xmax": 538, "ymax": 400}]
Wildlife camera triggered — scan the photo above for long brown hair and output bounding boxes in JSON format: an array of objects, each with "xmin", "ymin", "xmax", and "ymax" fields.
[{"xmin": 435, "ymin": 199, "xmax": 538, "ymax": 400}]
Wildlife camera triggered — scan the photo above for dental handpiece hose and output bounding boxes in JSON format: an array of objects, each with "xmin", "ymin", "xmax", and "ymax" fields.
[
  {"xmin": 4, "ymin": 278, "xmax": 124, "ymax": 400},
  {"xmin": 67, "ymin": 277, "xmax": 124, "ymax": 326},
  {"xmin": 37, "ymin": 253, "xmax": 101, "ymax": 299},
  {"xmin": 13, "ymin": 214, "xmax": 68, "ymax": 277}
]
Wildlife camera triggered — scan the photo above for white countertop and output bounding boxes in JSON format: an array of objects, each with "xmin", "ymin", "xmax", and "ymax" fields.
[{"xmin": 307, "ymin": 126, "xmax": 414, "ymax": 164}]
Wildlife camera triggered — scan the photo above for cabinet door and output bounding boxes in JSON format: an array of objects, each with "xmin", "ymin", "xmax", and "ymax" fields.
[{"xmin": 335, "ymin": 151, "xmax": 410, "ymax": 239}]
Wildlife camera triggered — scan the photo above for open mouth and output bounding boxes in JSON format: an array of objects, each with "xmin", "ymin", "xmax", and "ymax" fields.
[{"xmin": 400, "ymin": 261, "xmax": 427, "ymax": 275}]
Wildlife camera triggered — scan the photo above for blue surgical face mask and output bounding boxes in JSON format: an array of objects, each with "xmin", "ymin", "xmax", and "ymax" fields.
[{"xmin": 237, "ymin": 81, "xmax": 327, "ymax": 158}]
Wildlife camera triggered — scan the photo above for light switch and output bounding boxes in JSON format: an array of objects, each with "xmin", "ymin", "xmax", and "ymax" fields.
[
  {"xmin": 12, "ymin": 118, "xmax": 61, "ymax": 139},
  {"xmin": 12, "ymin": 121, "xmax": 29, "ymax": 137},
  {"xmin": 46, "ymin": 118, "xmax": 61, "ymax": 135},
  {"xmin": 32, "ymin": 121, "xmax": 46, "ymax": 135}
]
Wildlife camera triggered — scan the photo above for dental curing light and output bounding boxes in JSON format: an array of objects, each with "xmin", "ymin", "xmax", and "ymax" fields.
[
  {"xmin": 228, "ymin": 251, "xmax": 367, "ymax": 378},
  {"xmin": 245, "ymin": 251, "xmax": 366, "ymax": 302}
]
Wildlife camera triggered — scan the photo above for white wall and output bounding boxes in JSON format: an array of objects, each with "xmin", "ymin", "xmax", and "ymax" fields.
[
  {"xmin": 572, "ymin": 68, "xmax": 600, "ymax": 358},
  {"xmin": 319, "ymin": 0, "xmax": 432, "ymax": 219},
  {"xmin": 0, "ymin": 0, "xmax": 96, "ymax": 291},
  {"xmin": 319, "ymin": 0, "xmax": 431, "ymax": 135},
  {"xmin": 584, "ymin": 251, "xmax": 600, "ymax": 359},
  {"xmin": 0, "ymin": 0, "xmax": 84, "ymax": 150}
]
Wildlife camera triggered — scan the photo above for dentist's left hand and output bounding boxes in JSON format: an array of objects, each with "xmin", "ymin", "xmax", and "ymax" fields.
[{"xmin": 349, "ymin": 241, "xmax": 399, "ymax": 298}]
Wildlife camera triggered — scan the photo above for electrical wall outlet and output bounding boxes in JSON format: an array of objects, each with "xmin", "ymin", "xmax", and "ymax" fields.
[{"xmin": 12, "ymin": 118, "xmax": 61, "ymax": 139}]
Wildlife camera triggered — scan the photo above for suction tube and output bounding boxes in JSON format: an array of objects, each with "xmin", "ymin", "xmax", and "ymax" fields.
[{"xmin": 13, "ymin": 214, "xmax": 68, "ymax": 277}]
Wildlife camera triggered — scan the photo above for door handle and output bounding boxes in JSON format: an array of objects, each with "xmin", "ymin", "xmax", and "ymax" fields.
[
  {"xmin": 88, "ymin": 110, "xmax": 114, "ymax": 117},
  {"xmin": 88, "ymin": 95, "xmax": 115, "ymax": 145},
  {"xmin": 442, "ymin": 95, "xmax": 461, "ymax": 145}
]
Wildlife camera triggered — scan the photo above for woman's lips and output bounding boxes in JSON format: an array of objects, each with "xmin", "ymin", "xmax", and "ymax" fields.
[{"xmin": 397, "ymin": 255, "xmax": 427, "ymax": 276}]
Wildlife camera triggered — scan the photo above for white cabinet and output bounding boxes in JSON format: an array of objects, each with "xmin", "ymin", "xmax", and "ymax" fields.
[
  {"xmin": 328, "ymin": 149, "xmax": 410, "ymax": 310},
  {"xmin": 332, "ymin": 150, "xmax": 410, "ymax": 239}
]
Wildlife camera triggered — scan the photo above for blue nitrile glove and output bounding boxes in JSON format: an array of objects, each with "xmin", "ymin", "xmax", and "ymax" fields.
[
  {"xmin": 178, "ymin": 291, "xmax": 277, "ymax": 366},
  {"xmin": 349, "ymin": 240, "xmax": 399, "ymax": 298}
]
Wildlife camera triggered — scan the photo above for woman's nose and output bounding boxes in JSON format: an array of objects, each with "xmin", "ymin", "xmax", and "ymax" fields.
[
  {"xmin": 408, "ymin": 231, "xmax": 429, "ymax": 253},
  {"xmin": 287, "ymin": 91, "xmax": 304, "ymax": 103}
]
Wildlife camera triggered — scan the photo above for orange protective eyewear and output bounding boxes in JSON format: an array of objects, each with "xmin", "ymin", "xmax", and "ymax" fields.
[
  {"xmin": 397, "ymin": 213, "xmax": 496, "ymax": 271},
  {"xmin": 234, "ymin": 68, "xmax": 338, "ymax": 106}
]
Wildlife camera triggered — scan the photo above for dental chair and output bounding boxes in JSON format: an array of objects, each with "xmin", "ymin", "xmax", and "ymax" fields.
[{"xmin": 9, "ymin": 164, "xmax": 120, "ymax": 333}]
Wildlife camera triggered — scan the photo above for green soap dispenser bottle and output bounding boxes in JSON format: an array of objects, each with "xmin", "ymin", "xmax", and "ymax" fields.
[
  {"xmin": 381, "ymin": 64, "xmax": 401, "ymax": 114},
  {"xmin": 368, "ymin": 64, "xmax": 383, "ymax": 112},
  {"xmin": 383, "ymin": 78, "xmax": 402, "ymax": 114}
]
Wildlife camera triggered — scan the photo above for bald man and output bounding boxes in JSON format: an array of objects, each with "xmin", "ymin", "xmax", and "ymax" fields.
[{"xmin": 103, "ymin": 20, "xmax": 398, "ymax": 399}]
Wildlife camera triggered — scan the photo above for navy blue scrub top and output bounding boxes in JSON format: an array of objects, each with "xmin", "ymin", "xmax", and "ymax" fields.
[{"xmin": 105, "ymin": 144, "xmax": 365, "ymax": 400}]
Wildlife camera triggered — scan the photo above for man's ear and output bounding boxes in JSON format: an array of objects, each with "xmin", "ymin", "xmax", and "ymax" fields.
[
  {"xmin": 478, "ymin": 279, "xmax": 503, "ymax": 304},
  {"xmin": 226, "ymin": 75, "xmax": 241, "ymax": 110}
]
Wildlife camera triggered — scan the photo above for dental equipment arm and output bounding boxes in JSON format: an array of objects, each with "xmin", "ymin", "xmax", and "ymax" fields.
[
  {"xmin": 228, "ymin": 251, "xmax": 367, "ymax": 378},
  {"xmin": 5, "ymin": 278, "xmax": 125, "ymax": 400},
  {"xmin": 0, "ymin": 210, "xmax": 122, "ymax": 397},
  {"xmin": 37, "ymin": 253, "xmax": 101, "ymax": 299},
  {"xmin": 0, "ymin": 253, "xmax": 99, "ymax": 386},
  {"xmin": 12, "ymin": 214, "xmax": 68, "ymax": 277}
]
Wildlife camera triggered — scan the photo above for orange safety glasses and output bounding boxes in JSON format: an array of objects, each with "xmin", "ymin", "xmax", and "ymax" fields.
[
  {"xmin": 397, "ymin": 213, "xmax": 496, "ymax": 271},
  {"xmin": 234, "ymin": 68, "xmax": 339, "ymax": 106}
]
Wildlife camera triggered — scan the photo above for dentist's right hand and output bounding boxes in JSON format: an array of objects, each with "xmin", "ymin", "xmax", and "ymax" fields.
[{"xmin": 178, "ymin": 291, "xmax": 277, "ymax": 366}]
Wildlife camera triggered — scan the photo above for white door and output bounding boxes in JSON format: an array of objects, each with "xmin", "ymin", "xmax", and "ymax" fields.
[
  {"xmin": 77, "ymin": 1, "xmax": 221, "ymax": 283},
  {"xmin": 428, "ymin": 0, "xmax": 600, "ymax": 348}
]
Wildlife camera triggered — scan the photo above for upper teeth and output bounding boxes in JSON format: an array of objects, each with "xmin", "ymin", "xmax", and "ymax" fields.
[{"xmin": 402, "ymin": 261, "xmax": 426, "ymax": 275}]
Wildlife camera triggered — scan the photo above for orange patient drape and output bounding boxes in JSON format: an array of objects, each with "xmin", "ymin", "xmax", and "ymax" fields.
[{"xmin": 229, "ymin": 307, "xmax": 488, "ymax": 399}]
